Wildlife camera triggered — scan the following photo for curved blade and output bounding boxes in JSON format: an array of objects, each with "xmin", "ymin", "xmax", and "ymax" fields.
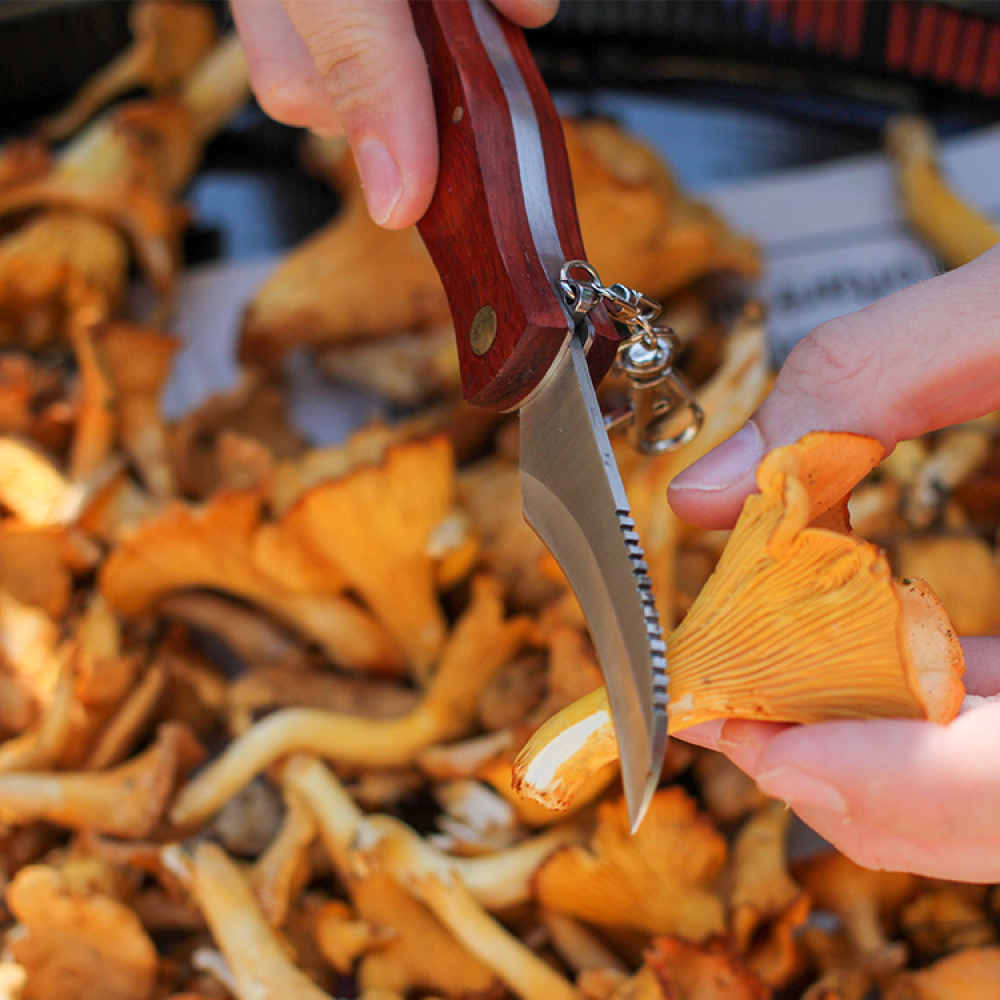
[{"xmin": 520, "ymin": 329, "xmax": 669, "ymax": 830}]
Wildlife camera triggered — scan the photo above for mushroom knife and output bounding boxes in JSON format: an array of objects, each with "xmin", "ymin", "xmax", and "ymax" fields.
[{"xmin": 408, "ymin": 0, "xmax": 668, "ymax": 829}]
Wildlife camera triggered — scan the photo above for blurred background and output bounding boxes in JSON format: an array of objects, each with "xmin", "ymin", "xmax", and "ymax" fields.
[{"xmin": 4, "ymin": 0, "xmax": 1000, "ymax": 263}]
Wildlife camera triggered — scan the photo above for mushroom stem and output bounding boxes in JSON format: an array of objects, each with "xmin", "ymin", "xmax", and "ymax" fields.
[
  {"xmin": 39, "ymin": 1, "xmax": 219, "ymax": 142},
  {"xmin": 540, "ymin": 910, "xmax": 629, "ymax": 975},
  {"xmin": 249, "ymin": 785, "xmax": 317, "ymax": 928},
  {"xmin": 359, "ymin": 819, "xmax": 581, "ymax": 1000},
  {"xmin": 189, "ymin": 841, "xmax": 341, "ymax": 1000},
  {"xmin": 285, "ymin": 755, "xmax": 583, "ymax": 910},
  {"xmin": 359, "ymin": 813, "xmax": 584, "ymax": 911},
  {"xmin": 0, "ymin": 722, "xmax": 199, "ymax": 837},
  {"xmin": 884, "ymin": 115, "xmax": 1000, "ymax": 269},
  {"xmin": 0, "ymin": 654, "xmax": 75, "ymax": 773},
  {"xmin": 513, "ymin": 688, "xmax": 618, "ymax": 812},
  {"xmin": 170, "ymin": 577, "xmax": 529, "ymax": 827}
]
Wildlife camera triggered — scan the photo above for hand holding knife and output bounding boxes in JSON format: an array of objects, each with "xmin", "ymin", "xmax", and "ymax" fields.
[{"xmin": 408, "ymin": 0, "xmax": 702, "ymax": 829}]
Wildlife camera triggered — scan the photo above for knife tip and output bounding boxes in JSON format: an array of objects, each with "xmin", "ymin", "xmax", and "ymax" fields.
[{"xmin": 625, "ymin": 761, "xmax": 661, "ymax": 834}]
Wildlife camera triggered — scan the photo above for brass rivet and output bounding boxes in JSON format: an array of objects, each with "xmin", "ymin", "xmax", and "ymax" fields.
[
  {"xmin": 470, "ymin": 305, "xmax": 497, "ymax": 356},
  {"xmin": 452, "ymin": 105, "xmax": 465, "ymax": 124}
]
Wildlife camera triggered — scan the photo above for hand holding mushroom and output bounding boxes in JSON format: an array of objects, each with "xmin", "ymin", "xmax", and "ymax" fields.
[{"xmin": 668, "ymin": 243, "xmax": 1000, "ymax": 882}]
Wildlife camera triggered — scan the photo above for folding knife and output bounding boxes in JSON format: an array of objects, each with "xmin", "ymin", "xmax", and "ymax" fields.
[{"xmin": 408, "ymin": 0, "xmax": 668, "ymax": 829}]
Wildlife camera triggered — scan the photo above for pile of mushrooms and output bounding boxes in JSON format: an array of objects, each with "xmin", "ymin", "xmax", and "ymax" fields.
[{"xmin": 0, "ymin": 18, "xmax": 998, "ymax": 1000}]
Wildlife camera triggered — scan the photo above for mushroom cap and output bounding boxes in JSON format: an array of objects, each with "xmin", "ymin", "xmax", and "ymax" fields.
[
  {"xmin": 667, "ymin": 431, "xmax": 963, "ymax": 728},
  {"xmin": 282, "ymin": 434, "xmax": 458, "ymax": 677},
  {"xmin": 533, "ymin": 788, "xmax": 727, "ymax": 939},
  {"xmin": 99, "ymin": 489, "xmax": 402, "ymax": 672},
  {"xmin": 7, "ymin": 863, "xmax": 158, "ymax": 1000}
]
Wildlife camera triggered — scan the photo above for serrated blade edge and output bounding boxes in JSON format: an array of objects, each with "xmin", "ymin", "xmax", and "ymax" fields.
[{"xmin": 520, "ymin": 329, "xmax": 669, "ymax": 830}]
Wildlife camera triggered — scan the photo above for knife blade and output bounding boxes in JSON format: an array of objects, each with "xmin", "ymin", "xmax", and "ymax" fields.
[{"xmin": 408, "ymin": 0, "xmax": 668, "ymax": 829}]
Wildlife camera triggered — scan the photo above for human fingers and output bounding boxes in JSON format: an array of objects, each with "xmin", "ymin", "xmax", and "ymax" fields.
[
  {"xmin": 493, "ymin": 0, "xmax": 561, "ymax": 28},
  {"xmin": 231, "ymin": 0, "xmax": 345, "ymax": 136},
  {"xmin": 673, "ymin": 720, "xmax": 725, "ymax": 750},
  {"xmin": 278, "ymin": 0, "xmax": 436, "ymax": 228},
  {"xmin": 234, "ymin": 1, "xmax": 559, "ymax": 230},
  {"xmin": 669, "ymin": 244, "xmax": 1000, "ymax": 528},
  {"xmin": 960, "ymin": 634, "xmax": 1000, "ymax": 697},
  {"xmin": 719, "ymin": 703, "xmax": 1000, "ymax": 881},
  {"xmin": 714, "ymin": 635, "xmax": 1000, "ymax": 881}
]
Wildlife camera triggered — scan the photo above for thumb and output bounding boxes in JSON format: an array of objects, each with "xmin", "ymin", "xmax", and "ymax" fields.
[
  {"xmin": 669, "ymin": 244, "xmax": 1000, "ymax": 529},
  {"xmin": 279, "ymin": 0, "xmax": 437, "ymax": 229}
]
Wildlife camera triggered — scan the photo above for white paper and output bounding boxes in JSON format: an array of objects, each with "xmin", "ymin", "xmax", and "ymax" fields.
[{"xmin": 705, "ymin": 121, "xmax": 1000, "ymax": 359}]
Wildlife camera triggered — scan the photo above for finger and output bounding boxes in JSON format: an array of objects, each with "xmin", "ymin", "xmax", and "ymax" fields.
[
  {"xmin": 280, "ymin": 0, "xmax": 436, "ymax": 229},
  {"xmin": 960, "ymin": 635, "xmax": 1000, "ymax": 697},
  {"xmin": 493, "ymin": 0, "xmax": 561, "ymax": 27},
  {"xmin": 673, "ymin": 719, "xmax": 725, "ymax": 750},
  {"xmin": 719, "ymin": 702, "xmax": 1000, "ymax": 881},
  {"xmin": 669, "ymin": 245, "xmax": 1000, "ymax": 528},
  {"xmin": 230, "ymin": 0, "xmax": 344, "ymax": 135},
  {"xmin": 715, "ymin": 635, "xmax": 1000, "ymax": 817}
]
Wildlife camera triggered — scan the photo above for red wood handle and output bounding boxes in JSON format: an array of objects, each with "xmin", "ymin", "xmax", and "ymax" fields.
[{"xmin": 409, "ymin": 0, "xmax": 617, "ymax": 410}]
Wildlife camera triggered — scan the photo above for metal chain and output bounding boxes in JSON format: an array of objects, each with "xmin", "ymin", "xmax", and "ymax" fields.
[{"xmin": 560, "ymin": 259, "xmax": 704, "ymax": 455}]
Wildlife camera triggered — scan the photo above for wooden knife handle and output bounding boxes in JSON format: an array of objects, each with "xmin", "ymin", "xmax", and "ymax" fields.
[{"xmin": 409, "ymin": 0, "xmax": 617, "ymax": 410}]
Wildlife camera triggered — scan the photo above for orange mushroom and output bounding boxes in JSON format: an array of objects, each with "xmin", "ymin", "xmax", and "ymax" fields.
[
  {"xmin": 169, "ymin": 577, "xmax": 530, "ymax": 828},
  {"xmin": 39, "ymin": 1, "xmax": 219, "ymax": 142},
  {"xmin": 884, "ymin": 115, "xmax": 1000, "ymax": 270},
  {"xmin": 99, "ymin": 489, "xmax": 402, "ymax": 672},
  {"xmin": 794, "ymin": 850, "xmax": 918, "ymax": 975},
  {"xmin": 281, "ymin": 433, "xmax": 461, "ymax": 679},
  {"xmin": 0, "ymin": 721, "xmax": 202, "ymax": 838},
  {"xmin": 533, "ymin": 788, "xmax": 727, "ymax": 941},
  {"xmin": 186, "ymin": 841, "xmax": 338, "ymax": 1000},
  {"xmin": 884, "ymin": 945, "xmax": 1000, "ymax": 999},
  {"xmin": 514, "ymin": 433, "xmax": 966, "ymax": 811},
  {"xmin": 6, "ymin": 862, "xmax": 159, "ymax": 1000},
  {"xmin": 645, "ymin": 935, "xmax": 770, "ymax": 1000}
]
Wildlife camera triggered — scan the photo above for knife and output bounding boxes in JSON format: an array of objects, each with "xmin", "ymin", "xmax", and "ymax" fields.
[{"xmin": 408, "ymin": 0, "xmax": 669, "ymax": 830}]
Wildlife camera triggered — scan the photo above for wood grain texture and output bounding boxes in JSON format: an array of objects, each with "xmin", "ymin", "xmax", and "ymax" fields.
[{"xmin": 410, "ymin": 0, "xmax": 618, "ymax": 410}]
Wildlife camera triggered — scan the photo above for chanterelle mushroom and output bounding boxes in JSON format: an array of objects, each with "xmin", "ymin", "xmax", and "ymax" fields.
[
  {"xmin": 7, "ymin": 862, "xmax": 158, "ymax": 1000},
  {"xmin": 533, "ymin": 788, "xmax": 727, "ymax": 940},
  {"xmin": 514, "ymin": 433, "xmax": 966, "ymax": 811}
]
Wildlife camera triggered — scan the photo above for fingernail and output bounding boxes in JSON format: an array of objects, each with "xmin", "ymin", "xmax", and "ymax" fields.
[
  {"xmin": 531, "ymin": 0, "xmax": 560, "ymax": 15},
  {"xmin": 717, "ymin": 736, "xmax": 762, "ymax": 773},
  {"xmin": 675, "ymin": 720, "xmax": 726, "ymax": 751},
  {"xmin": 669, "ymin": 420, "xmax": 764, "ymax": 493},
  {"xmin": 355, "ymin": 137, "xmax": 402, "ymax": 226},
  {"xmin": 755, "ymin": 765, "xmax": 849, "ymax": 815}
]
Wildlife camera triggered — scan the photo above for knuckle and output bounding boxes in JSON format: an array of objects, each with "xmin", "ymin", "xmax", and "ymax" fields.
[
  {"xmin": 797, "ymin": 315, "xmax": 879, "ymax": 384},
  {"xmin": 780, "ymin": 313, "xmax": 884, "ymax": 404},
  {"xmin": 311, "ymin": 31, "xmax": 384, "ymax": 120},
  {"xmin": 254, "ymin": 76, "xmax": 314, "ymax": 127}
]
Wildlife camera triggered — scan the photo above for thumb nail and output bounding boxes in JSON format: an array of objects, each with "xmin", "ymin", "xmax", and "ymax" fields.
[
  {"xmin": 669, "ymin": 420, "xmax": 764, "ymax": 494},
  {"xmin": 355, "ymin": 136, "xmax": 402, "ymax": 226}
]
